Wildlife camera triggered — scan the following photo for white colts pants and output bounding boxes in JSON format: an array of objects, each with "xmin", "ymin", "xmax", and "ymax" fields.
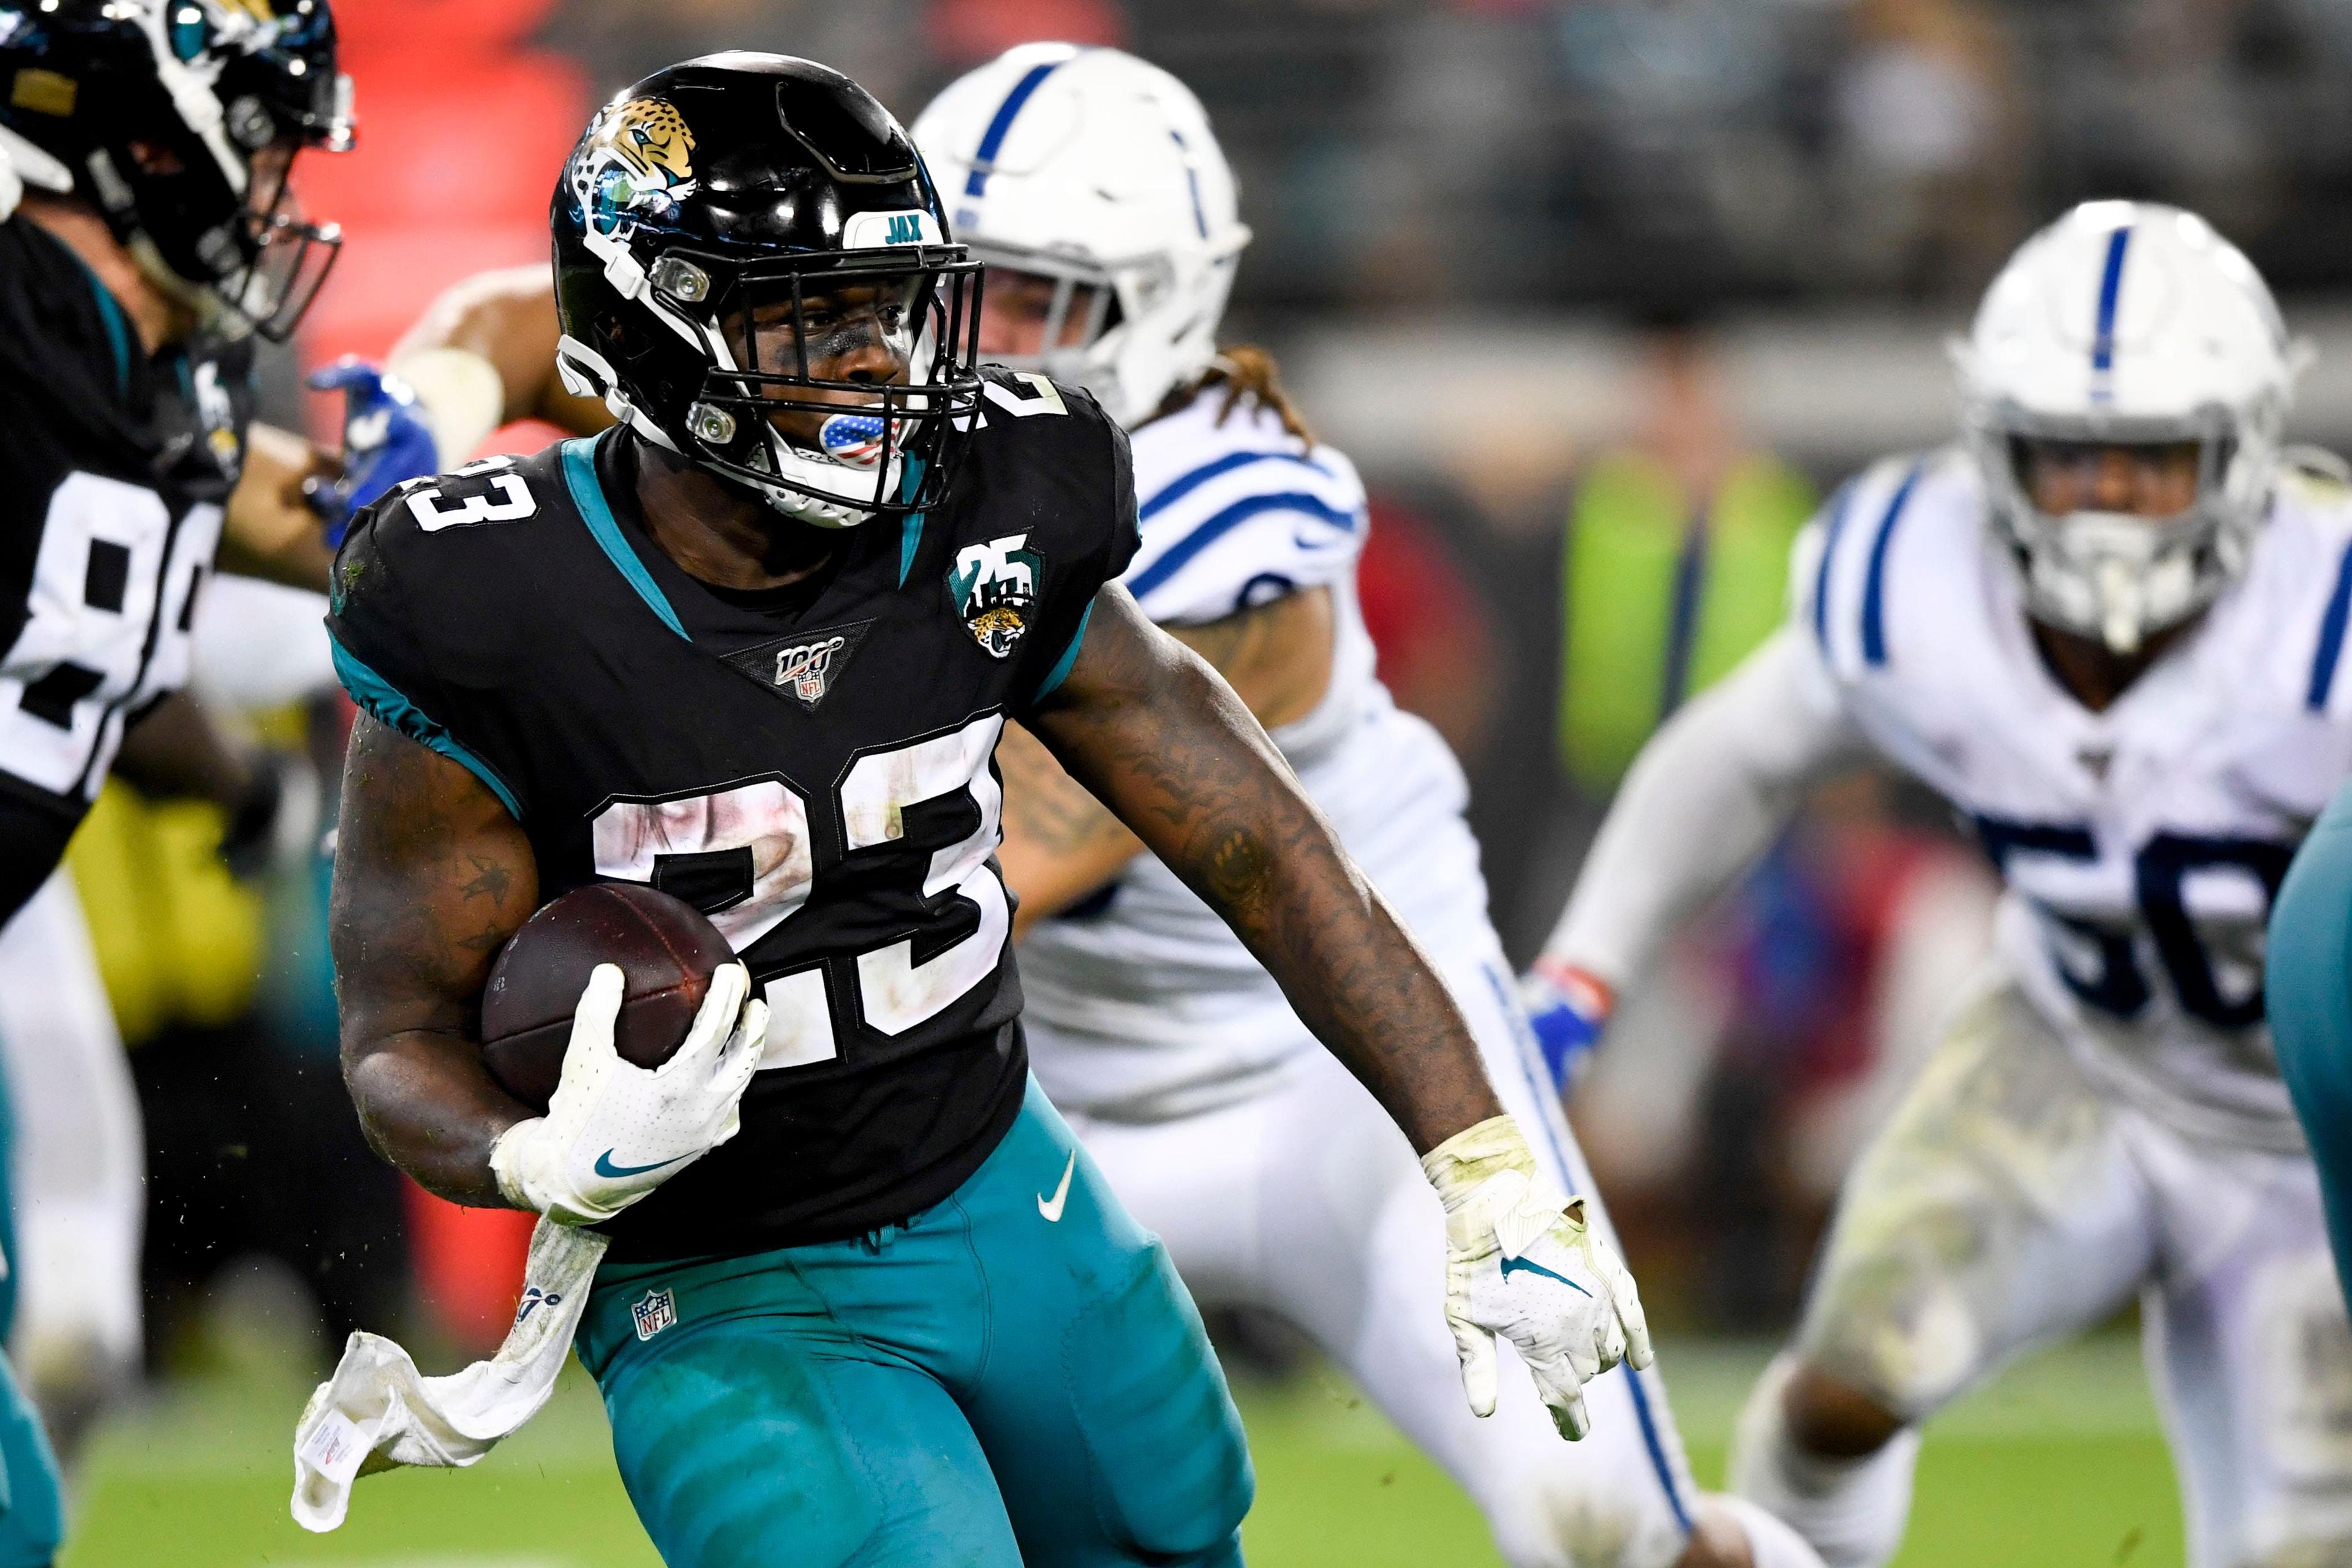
[
  {"xmin": 1040, "ymin": 941, "xmax": 1700, "ymax": 1568},
  {"xmin": 1781, "ymin": 968, "xmax": 2352, "ymax": 1568},
  {"xmin": 0, "ymin": 871, "xmax": 145, "ymax": 1408}
]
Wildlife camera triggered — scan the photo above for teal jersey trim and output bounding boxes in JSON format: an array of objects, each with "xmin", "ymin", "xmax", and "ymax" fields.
[
  {"xmin": 560, "ymin": 437, "xmax": 688, "ymax": 641},
  {"xmin": 67, "ymin": 257, "xmax": 131, "ymax": 399},
  {"xmin": 329, "ymin": 634, "xmax": 523, "ymax": 818},
  {"xmin": 1031, "ymin": 603, "xmax": 1093, "ymax": 705},
  {"xmin": 897, "ymin": 456, "xmax": 929, "ymax": 589}
]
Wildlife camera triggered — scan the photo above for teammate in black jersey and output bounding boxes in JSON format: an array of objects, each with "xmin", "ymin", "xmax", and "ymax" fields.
[
  {"xmin": 0, "ymin": 4, "xmax": 354, "ymax": 1562},
  {"xmin": 0, "ymin": 0, "xmax": 359, "ymax": 924},
  {"xmin": 322, "ymin": 56, "xmax": 1653, "ymax": 1568}
]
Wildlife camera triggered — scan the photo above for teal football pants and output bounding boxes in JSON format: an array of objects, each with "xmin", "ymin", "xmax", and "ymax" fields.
[
  {"xmin": 575, "ymin": 1076, "xmax": 1254, "ymax": 1568},
  {"xmin": 0, "ymin": 1003, "xmax": 70, "ymax": 1567},
  {"xmin": 2272, "ymin": 780, "xmax": 2352, "ymax": 1316}
]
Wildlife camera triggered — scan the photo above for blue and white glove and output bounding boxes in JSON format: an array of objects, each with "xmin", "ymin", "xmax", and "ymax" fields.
[
  {"xmin": 306, "ymin": 357, "xmax": 442, "ymax": 545},
  {"xmin": 1422, "ymin": 1115, "xmax": 1653, "ymax": 1440},
  {"xmin": 488, "ymin": 962, "xmax": 767, "ymax": 1227},
  {"xmin": 1520, "ymin": 959, "xmax": 1613, "ymax": 1093}
]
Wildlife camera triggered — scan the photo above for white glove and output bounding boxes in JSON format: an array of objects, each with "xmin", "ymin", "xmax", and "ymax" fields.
[
  {"xmin": 489, "ymin": 961, "xmax": 767, "ymax": 1226},
  {"xmin": 1421, "ymin": 1115, "xmax": 1653, "ymax": 1440}
]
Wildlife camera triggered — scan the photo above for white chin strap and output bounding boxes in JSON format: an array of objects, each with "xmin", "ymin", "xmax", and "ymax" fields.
[
  {"xmin": 748, "ymin": 432, "xmax": 903, "ymax": 531},
  {"xmin": 2029, "ymin": 510, "xmax": 2204, "ymax": 655}
]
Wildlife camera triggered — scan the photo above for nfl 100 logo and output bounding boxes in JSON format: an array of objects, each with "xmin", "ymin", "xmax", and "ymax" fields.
[
  {"xmin": 631, "ymin": 1286, "xmax": 677, "ymax": 1341},
  {"xmin": 774, "ymin": 634, "xmax": 849, "ymax": 706}
]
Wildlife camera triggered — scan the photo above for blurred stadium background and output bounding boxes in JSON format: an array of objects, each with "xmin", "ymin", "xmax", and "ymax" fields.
[{"xmin": 51, "ymin": 0, "xmax": 2345, "ymax": 1561}]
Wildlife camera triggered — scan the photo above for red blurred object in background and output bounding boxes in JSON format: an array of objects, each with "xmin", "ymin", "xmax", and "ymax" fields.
[
  {"xmin": 1355, "ymin": 496, "xmax": 1502, "ymax": 766},
  {"xmin": 926, "ymin": 0, "xmax": 1127, "ymax": 66},
  {"xmin": 310, "ymin": 1, "xmax": 590, "ymax": 1349},
  {"xmin": 295, "ymin": 0, "xmax": 587, "ymax": 376},
  {"xmin": 401, "ymin": 1182, "xmax": 536, "ymax": 1355}
]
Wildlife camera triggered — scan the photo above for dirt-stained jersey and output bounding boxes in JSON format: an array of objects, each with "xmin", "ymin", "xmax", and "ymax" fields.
[
  {"xmin": 1798, "ymin": 445, "xmax": 2352, "ymax": 1150},
  {"xmin": 0, "ymin": 216, "xmax": 254, "ymax": 817},
  {"xmin": 326, "ymin": 369, "xmax": 1137, "ymax": 1259}
]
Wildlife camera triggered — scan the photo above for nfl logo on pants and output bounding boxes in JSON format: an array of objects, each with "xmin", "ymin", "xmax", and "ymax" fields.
[{"xmin": 632, "ymin": 1287, "xmax": 677, "ymax": 1342}]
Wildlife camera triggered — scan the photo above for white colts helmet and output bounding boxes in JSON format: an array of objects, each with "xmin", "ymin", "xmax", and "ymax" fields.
[
  {"xmin": 913, "ymin": 43, "xmax": 1251, "ymax": 428},
  {"xmin": 1955, "ymin": 201, "xmax": 2305, "ymax": 654}
]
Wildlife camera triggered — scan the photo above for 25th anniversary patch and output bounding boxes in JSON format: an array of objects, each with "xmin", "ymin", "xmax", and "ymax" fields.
[{"xmin": 949, "ymin": 533, "xmax": 1043, "ymax": 658}]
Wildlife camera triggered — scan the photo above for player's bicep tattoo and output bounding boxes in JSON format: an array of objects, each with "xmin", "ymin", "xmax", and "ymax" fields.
[
  {"xmin": 330, "ymin": 712, "xmax": 540, "ymax": 1039},
  {"xmin": 996, "ymin": 719, "xmax": 1133, "ymax": 857}
]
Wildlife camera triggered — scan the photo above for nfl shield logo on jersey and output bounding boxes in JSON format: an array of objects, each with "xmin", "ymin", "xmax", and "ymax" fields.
[
  {"xmin": 949, "ymin": 533, "xmax": 1043, "ymax": 658},
  {"xmin": 776, "ymin": 636, "xmax": 848, "ymax": 704},
  {"xmin": 720, "ymin": 620, "xmax": 872, "ymax": 712},
  {"xmin": 631, "ymin": 1287, "xmax": 677, "ymax": 1341}
]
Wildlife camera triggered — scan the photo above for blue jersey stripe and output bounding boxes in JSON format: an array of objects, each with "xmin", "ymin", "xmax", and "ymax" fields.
[
  {"xmin": 60, "ymin": 249, "xmax": 132, "ymax": 398},
  {"xmin": 561, "ymin": 437, "xmax": 687, "ymax": 641},
  {"xmin": 1127, "ymin": 492, "xmax": 1360, "ymax": 600},
  {"xmin": 1810, "ymin": 480, "xmax": 1858, "ymax": 655},
  {"xmin": 330, "ymin": 635, "xmax": 522, "ymax": 817},
  {"xmin": 1478, "ymin": 962, "xmax": 1695, "ymax": 1536},
  {"xmin": 2092, "ymin": 225, "xmax": 2133, "ymax": 378},
  {"xmin": 1860, "ymin": 461, "xmax": 1926, "ymax": 668},
  {"xmin": 1139, "ymin": 448, "xmax": 1339, "ymax": 522},
  {"xmin": 2309, "ymin": 539, "xmax": 2352, "ymax": 709},
  {"xmin": 963, "ymin": 59, "xmax": 1068, "ymax": 200},
  {"xmin": 897, "ymin": 456, "xmax": 930, "ymax": 589},
  {"xmin": 1031, "ymin": 602, "xmax": 1094, "ymax": 706}
]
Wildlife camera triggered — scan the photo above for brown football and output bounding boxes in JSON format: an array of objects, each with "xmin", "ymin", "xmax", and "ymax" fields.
[{"xmin": 479, "ymin": 883, "xmax": 738, "ymax": 1114}]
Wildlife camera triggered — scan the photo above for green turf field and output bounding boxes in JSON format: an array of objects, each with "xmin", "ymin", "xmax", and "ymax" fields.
[{"xmin": 59, "ymin": 1331, "xmax": 2180, "ymax": 1567}]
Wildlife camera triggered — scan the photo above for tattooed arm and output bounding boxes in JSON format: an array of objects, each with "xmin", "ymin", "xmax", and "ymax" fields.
[
  {"xmin": 1000, "ymin": 584, "xmax": 1336, "ymax": 937},
  {"xmin": 331, "ymin": 711, "xmax": 541, "ymax": 1206},
  {"xmin": 1025, "ymin": 584, "xmax": 1500, "ymax": 1152}
]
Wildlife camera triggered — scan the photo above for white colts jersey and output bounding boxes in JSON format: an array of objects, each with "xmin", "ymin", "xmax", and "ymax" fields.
[
  {"xmin": 1019, "ymin": 393, "xmax": 1494, "ymax": 1118},
  {"xmin": 1801, "ymin": 447, "xmax": 2352, "ymax": 1151}
]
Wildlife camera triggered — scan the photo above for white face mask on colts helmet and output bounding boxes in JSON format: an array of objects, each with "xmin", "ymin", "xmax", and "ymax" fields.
[
  {"xmin": 1953, "ymin": 200, "xmax": 2308, "ymax": 654},
  {"xmin": 912, "ymin": 43, "xmax": 1251, "ymax": 430}
]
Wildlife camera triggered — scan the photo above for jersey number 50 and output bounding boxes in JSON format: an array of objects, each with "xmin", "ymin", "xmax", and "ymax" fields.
[{"xmin": 589, "ymin": 715, "xmax": 1007, "ymax": 1071}]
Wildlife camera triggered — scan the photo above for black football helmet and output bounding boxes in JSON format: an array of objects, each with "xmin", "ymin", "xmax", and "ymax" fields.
[
  {"xmin": 0, "ymin": 0, "xmax": 351, "ymax": 341},
  {"xmin": 552, "ymin": 53, "xmax": 983, "ymax": 530}
]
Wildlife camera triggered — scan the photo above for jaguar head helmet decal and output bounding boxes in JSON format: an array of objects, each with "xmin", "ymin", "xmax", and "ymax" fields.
[{"xmin": 573, "ymin": 96, "xmax": 698, "ymax": 242}]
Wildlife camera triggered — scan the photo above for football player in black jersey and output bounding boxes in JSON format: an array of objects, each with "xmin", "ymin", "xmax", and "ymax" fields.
[
  {"xmin": 322, "ymin": 56, "xmax": 1651, "ymax": 1568},
  {"xmin": 0, "ymin": 5, "xmax": 354, "ymax": 1561},
  {"xmin": 0, "ymin": 0, "xmax": 359, "ymax": 925}
]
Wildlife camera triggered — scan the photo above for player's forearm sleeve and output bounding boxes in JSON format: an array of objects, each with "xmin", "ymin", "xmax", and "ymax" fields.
[{"xmin": 1540, "ymin": 627, "xmax": 1866, "ymax": 988}]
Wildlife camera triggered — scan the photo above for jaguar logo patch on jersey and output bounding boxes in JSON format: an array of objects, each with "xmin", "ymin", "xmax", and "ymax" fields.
[
  {"xmin": 631, "ymin": 1287, "xmax": 677, "ymax": 1342},
  {"xmin": 718, "ymin": 620, "xmax": 873, "ymax": 712},
  {"xmin": 949, "ymin": 533, "xmax": 1043, "ymax": 659},
  {"xmin": 574, "ymin": 96, "xmax": 698, "ymax": 242}
]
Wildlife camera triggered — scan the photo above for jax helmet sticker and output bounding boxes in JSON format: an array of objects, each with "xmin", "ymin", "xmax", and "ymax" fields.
[{"xmin": 949, "ymin": 533, "xmax": 1044, "ymax": 659}]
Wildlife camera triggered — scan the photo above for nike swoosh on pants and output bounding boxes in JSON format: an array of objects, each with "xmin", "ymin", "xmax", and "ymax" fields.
[{"xmin": 1038, "ymin": 1151, "xmax": 1077, "ymax": 1221}]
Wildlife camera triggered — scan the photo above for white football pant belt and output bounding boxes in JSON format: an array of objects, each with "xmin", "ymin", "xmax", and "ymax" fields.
[{"xmin": 291, "ymin": 1215, "xmax": 608, "ymax": 1532}]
